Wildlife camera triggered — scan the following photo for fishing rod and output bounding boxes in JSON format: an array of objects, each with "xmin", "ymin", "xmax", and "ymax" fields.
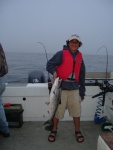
[
  {"xmin": 92, "ymin": 46, "xmax": 110, "ymax": 121},
  {"xmin": 96, "ymin": 45, "xmax": 108, "ymax": 81},
  {"xmin": 37, "ymin": 42, "xmax": 49, "ymax": 62},
  {"xmin": 95, "ymin": 46, "xmax": 109, "ymax": 105},
  {"xmin": 37, "ymin": 42, "xmax": 52, "ymax": 93}
]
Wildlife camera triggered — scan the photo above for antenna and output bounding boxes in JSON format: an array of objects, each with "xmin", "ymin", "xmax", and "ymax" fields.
[{"xmin": 97, "ymin": 45, "xmax": 108, "ymax": 81}]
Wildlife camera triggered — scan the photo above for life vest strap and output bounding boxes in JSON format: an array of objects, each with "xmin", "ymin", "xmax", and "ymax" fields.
[{"xmin": 67, "ymin": 78, "xmax": 75, "ymax": 81}]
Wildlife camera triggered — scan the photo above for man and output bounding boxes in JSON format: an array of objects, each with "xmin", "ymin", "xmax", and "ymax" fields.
[
  {"xmin": 0, "ymin": 43, "xmax": 10, "ymax": 137},
  {"xmin": 46, "ymin": 34, "xmax": 85, "ymax": 142}
]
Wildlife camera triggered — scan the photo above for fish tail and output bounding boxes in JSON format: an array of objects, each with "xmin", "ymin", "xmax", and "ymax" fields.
[{"xmin": 43, "ymin": 120, "xmax": 52, "ymax": 125}]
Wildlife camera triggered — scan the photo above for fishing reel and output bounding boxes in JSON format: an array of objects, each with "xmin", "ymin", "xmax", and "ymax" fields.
[
  {"xmin": 92, "ymin": 80, "xmax": 113, "ymax": 99},
  {"xmin": 47, "ymin": 77, "xmax": 52, "ymax": 94}
]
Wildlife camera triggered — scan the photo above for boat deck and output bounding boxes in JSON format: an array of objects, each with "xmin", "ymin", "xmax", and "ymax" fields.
[{"xmin": 0, "ymin": 121, "xmax": 105, "ymax": 150}]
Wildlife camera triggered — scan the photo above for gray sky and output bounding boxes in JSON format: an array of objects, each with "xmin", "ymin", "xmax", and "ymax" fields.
[{"xmin": 0, "ymin": 0, "xmax": 113, "ymax": 55}]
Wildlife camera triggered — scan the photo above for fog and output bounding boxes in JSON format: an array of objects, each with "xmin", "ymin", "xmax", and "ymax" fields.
[{"xmin": 0, "ymin": 0, "xmax": 113, "ymax": 55}]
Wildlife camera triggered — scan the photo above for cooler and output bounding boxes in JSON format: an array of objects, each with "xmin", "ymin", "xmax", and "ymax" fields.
[{"xmin": 4, "ymin": 104, "xmax": 24, "ymax": 128}]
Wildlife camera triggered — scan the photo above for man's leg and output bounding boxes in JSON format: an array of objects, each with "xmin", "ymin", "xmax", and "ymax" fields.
[
  {"xmin": 52, "ymin": 116, "xmax": 59, "ymax": 131},
  {"xmin": 0, "ymin": 82, "xmax": 10, "ymax": 137},
  {"xmin": 48, "ymin": 90, "xmax": 66, "ymax": 142},
  {"xmin": 48, "ymin": 116, "xmax": 59, "ymax": 142},
  {"xmin": 73, "ymin": 117, "xmax": 84, "ymax": 142},
  {"xmin": 68, "ymin": 90, "xmax": 84, "ymax": 142},
  {"xmin": 73, "ymin": 117, "xmax": 80, "ymax": 131},
  {"xmin": 0, "ymin": 98, "xmax": 10, "ymax": 137}
]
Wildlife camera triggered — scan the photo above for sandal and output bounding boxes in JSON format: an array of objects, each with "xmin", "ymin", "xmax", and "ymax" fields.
[
  {"xmin": 75, "ymin": 131, "xmax": 84, "ymax": 143},
  {"xmin": 48, "ymin": 130, "xmax": 57, "ymax": 142}
]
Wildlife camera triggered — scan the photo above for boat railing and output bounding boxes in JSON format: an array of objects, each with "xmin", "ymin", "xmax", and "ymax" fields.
[
  {"xmin": 86, "ymin": 72, "xmax": 110, "ymax": 79},
  {"xmin": 85, "ymin": 72, "xmax": 113, "ymax": 86}
]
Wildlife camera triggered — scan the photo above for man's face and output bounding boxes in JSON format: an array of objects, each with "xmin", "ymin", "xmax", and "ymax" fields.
[{"xmin": 68, "ymin": 39, "xmax": 79, "ymax": 53}]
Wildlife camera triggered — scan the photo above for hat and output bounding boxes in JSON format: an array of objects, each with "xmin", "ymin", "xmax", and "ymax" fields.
[{"xmin": 68, "ymin": 34, "xmax": 81, "ymax": 43}]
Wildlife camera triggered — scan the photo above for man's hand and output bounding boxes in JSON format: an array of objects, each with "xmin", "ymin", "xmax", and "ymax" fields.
[{"xmin": 80, "ymin": 96, "xmax": 84, "ymax": 102}]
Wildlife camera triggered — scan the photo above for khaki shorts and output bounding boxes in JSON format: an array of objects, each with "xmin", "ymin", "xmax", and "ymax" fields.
[{"xmin": 55, "ymin": 90, "xmax": 81, "ymax": 120}]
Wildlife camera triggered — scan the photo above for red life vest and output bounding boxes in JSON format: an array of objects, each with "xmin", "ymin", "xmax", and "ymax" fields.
[{"xmin": 57, "ymin": 50, "xmax": 82, "ymax": 82}]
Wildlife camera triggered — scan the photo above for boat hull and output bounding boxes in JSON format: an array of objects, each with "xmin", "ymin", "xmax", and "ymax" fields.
[{"xmin": 2, "ymin": 83, "xmax": 102, "ymax": 122}]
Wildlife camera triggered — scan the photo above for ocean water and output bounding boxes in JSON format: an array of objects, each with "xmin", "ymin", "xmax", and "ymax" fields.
[{"xmin": 4, "ymin": 52, "xmax": 113, "ymax": 83}]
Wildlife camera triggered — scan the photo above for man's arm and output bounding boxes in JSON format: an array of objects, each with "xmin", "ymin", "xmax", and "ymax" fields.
[{"xmin": 46, "ymin": 51, "xmax": 62, "ymax": 75}]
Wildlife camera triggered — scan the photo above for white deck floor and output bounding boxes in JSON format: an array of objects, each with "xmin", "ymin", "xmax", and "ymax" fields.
[{"xmin": 0, "ymin": 121, "xmax": 106, "ymax": 150}]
